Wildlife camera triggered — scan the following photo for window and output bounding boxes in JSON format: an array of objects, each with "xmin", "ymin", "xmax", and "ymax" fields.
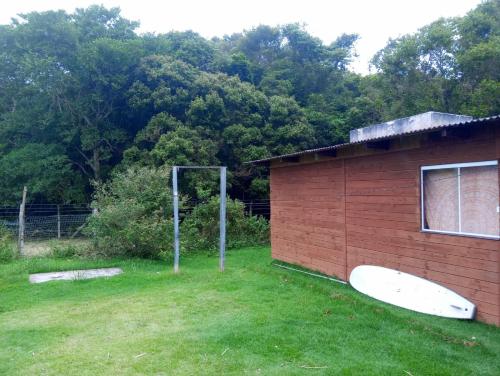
[{"xmin": 421, "ymin": 161, "xmax": 499, "ymax": 239}]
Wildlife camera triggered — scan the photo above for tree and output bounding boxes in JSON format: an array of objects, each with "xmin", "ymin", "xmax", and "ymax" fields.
[
  {"xmin": 61, "ymin": 37, "xmax": 144, "ymax": 183},
  {"xmin": 0, "ymin": 144, "xmax": 83, "ymax": 204},
  {"xmin": 0, "ymin": 6, "xmax": 144, "ymax": 201},
  {"xmin": 0, "ymin": 2, "xmax": 497, "ymax": 204},
  {"xmin": 369, "ymin": 0, "xmax": 500, "ymax": 119}
]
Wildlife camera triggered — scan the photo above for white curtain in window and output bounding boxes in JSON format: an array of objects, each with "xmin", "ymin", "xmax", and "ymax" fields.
[
  {"xmin": 460, "ymin": 165, "xmax": 499, "ymax": 237},
  {"xmin": 423, "ymin": 169, "xmax": 459, "ymax": 232}
]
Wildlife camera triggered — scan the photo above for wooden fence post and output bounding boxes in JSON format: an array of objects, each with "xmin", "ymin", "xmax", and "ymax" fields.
[{"xmin": 18, "ymin": 186, "xmax": 27, "ymax": 256}]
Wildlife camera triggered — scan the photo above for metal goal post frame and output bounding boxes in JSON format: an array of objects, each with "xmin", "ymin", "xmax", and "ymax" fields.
[{"xmin": 172, "ymin": 166, "xmax": 226, "ymax": 273}]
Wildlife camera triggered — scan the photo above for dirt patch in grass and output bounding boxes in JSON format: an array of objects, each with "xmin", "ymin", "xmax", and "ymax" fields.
[{"xmin": 23, "ymin": 239, "xmax": 89, "ymax": 257}]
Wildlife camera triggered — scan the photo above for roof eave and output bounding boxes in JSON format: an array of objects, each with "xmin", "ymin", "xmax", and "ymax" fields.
[{"xmin": 246, "ymin": 115, "xmax": 500, "ymax": 165}]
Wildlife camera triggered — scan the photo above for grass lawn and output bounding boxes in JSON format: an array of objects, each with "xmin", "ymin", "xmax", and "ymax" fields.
[{"xmin": 1, "ymin": 246, "xmax": 499, "ymax": 375}]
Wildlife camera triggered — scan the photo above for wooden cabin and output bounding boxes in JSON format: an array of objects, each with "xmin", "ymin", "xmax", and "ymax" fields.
[{"xmin": 251, "ymin": 112, "xmax": 500, "ymax": 325}]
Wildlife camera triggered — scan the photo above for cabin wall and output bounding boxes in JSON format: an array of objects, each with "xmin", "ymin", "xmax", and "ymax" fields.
[
  {"xmin": 269, "ymin": 125, "xmax": 500, "ymax": 325},
  {"xmin": 270, "ymin": 160, "xmax": 347, "ymax": 279}
]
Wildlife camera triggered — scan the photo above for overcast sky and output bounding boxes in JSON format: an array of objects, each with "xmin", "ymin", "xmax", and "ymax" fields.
[{"xmin": 0, "ymin": 0, "xmax": 482, "ymax": 74}]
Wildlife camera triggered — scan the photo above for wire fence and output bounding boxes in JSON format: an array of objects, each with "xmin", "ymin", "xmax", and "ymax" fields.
[
  {"xmin": 0, "ymin": 199, "xmax": 270, "ymax": 243},
  {"xmin": 183, "ymin": 199, "xmax": 270, "ymax": 218},
  {"xmin": 0, "ymin": 204, "xmax": 93, "ymax": 241}
]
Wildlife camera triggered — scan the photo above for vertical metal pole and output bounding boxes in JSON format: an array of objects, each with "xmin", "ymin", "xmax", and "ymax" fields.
[
  {"xmin": 457, "ymin": 167, "xmax": 461, "ymax": 233},
  {"xmin": 57, "ymin": 205, "xmax": 61, "ymax": 239},
  {"xmin": 219, "ymin": 167, "xmax": 226, "ymax": 272},
  {"xmin": 173, "ymin": 167, "xmax": 180, "ymax": 273},
  {"xmin": 18, "ymin": 186, "xmax": 27, "ymax": 256}
]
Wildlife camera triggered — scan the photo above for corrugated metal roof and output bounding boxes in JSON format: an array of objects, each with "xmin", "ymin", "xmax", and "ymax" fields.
[{"xmin": 247, "ymin": 114, "xmax": 500, "ymax": 164}]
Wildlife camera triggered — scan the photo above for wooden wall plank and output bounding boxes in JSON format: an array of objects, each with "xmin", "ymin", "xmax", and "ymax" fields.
[{"xmin": 270, "ymin": 160, "xmax": 347, "ymax": 280}]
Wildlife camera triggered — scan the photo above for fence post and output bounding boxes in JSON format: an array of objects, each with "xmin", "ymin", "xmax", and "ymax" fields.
[
  {"xmin": 249, "ymin": 200, "xmax": 253, "ymax": 216},
  {"xmin": 57, "ymin": 205, "xmax": 61, "ymax": 239},
  {"xmin": 18, "ymin": 186, "xmax": 27, "ymax": 256}
]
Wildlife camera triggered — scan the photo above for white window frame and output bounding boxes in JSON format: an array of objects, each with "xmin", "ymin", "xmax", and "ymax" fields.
[{"xmin": 420, "ymin": 160, "xmax": 499, "ymax": 240}]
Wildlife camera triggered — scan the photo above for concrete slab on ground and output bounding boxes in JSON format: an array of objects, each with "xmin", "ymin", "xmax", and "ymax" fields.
[{"xmin": 29, "ymin": 267, "xmax": 123, "ymax": 283}]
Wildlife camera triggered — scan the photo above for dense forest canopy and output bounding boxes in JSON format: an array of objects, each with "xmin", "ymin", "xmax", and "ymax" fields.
[{"xmin": 0, "ymin": 1, "xmax": 498, "ymax": 204}]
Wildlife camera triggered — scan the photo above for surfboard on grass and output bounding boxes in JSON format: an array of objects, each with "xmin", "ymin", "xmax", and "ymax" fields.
[{"xmin": 349, "ymin": 265, "xmax": 476, "ymax": 319}]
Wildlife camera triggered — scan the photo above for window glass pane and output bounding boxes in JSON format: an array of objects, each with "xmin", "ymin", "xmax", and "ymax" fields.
[
  {"xmin": 460, "ymin": 165, "xmax": 499, "ymax": 236},
  {"xmin": 423, "ymin": 168, "xmax": 459, "ymax": 232}
]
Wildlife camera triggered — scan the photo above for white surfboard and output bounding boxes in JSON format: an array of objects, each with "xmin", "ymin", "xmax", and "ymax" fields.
[{"xmin": 349, "ymin": 265, "xmax": 476, "ymax": 319}]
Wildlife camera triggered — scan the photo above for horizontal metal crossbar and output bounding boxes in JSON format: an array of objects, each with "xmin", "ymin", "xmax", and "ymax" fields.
[{"xmin": 173, "ymin": 166, "xmax": 225, "ymax": 170}]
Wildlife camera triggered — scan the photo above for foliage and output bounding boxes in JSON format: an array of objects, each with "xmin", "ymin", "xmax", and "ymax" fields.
[
  {"xmin": 0, "ymin": 144, "xmax": 84, "ymax": 203},
  {"xmin": 181, "ymin": 197, "xmax": 269, "ymax": 252},
  {"xmin": 85, "ymin": 166, "xmax": 174, "ymax": 259},
  {"xmin": 0, "ymin": 2, "xmax": 498, "ymax": 204},
  {"xmin": 370, "ymin": 0, "xmax": 500, "ymax": 119},
  {"xmin": 84, "ymin": 164, "xmax": 268, "ymax": 259},
  {"xmin": 49, "ymin": 240, "xmax": 88, "ymax": 259},
  {"xmin": 0, "ymin": 225, "xmax": 16, "ymax": 263}
]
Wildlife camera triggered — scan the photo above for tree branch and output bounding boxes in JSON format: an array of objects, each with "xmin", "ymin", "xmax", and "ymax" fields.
[
  {"xmin": 75, "ymin": 147, "xmax": 92, "ymax": 165},
  {"xmin": 71, "ymin": 159, "xmax": 92, "ymax": 178}
]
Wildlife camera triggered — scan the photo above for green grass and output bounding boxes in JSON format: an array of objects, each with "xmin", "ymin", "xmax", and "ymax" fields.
[{"xmin": 0, "ymin": 247, "xmax": 499, "ymax": 375}]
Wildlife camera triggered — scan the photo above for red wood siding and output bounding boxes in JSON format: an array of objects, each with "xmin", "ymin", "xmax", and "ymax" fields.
[
  {"xmin": 270, "ymin": 160, "xmax": 347, "ymax": 279},
  {"xmin": 270, "ymin": 126, "xmax": 500, "ymax": 325}
]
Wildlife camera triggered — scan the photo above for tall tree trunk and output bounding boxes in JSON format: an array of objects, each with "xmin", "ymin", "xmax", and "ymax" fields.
[{"xmin": 93, "ymin": 148, "xmax": 101, "ymax": 183}]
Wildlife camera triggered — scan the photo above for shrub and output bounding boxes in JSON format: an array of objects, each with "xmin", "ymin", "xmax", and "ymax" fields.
[
  {"xmin": 85, "ymin": 166, "xmax": 268, "ymax": 259},
  {"xmin": 181, "ymin": 197, "xmax": 269, "ymax": 253},
  {"xmin": 49, "ymin": 241, "xmax": 88, "ymax": 259},
  {"xmin": 85, "ymin": 167, "xmax": 174, "ymax": 259},
  {"xmin": 0, "ymin": 225, "xmax": 17, "ymax": 263}
]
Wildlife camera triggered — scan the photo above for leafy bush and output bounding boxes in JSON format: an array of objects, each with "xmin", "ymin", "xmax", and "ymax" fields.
[
  {"xmin": 49, "ymin": 241, "xmax": 88, "ymax": 259},
  {"xmin": 85, "ymin": 167, "xmax": 174, "ymax": 259},
  {"xmin": 181, "ymin": 197, "xmax": 269, "ymax": 253},
  {"xmin": 0, "ymin": 225, "xmax": 17, "ymax": 263},
  {"xmin": 85, "ymin": 166, "xmax": 268, "ymax": 259}
]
